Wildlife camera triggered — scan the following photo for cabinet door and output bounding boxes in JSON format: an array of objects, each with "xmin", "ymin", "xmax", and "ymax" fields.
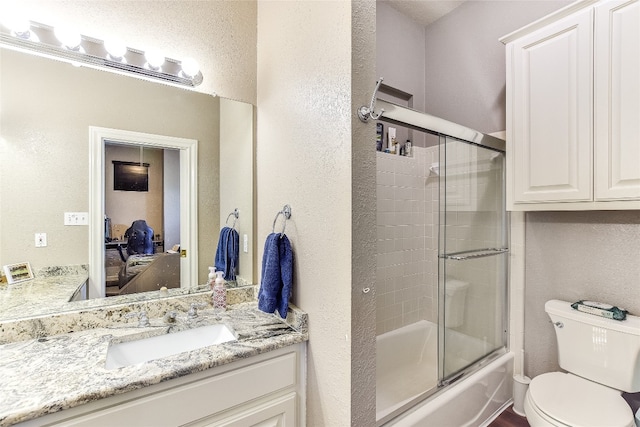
[
  {"xmin": 510, "ymin": 8, "xmax": 593, "ymax": 203},
  {"xmin": 49, "ymin": 352, "xmax": 298, "ymax": 427},
  {"xmin": 595, "ymin": 0, "xmax": 640, "ymax": 200}
]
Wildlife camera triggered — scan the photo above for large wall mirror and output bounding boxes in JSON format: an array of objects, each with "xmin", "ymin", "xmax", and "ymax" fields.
[{"xmin": 0, "ymin": 47, "xmax": 255, "ymax": 321}]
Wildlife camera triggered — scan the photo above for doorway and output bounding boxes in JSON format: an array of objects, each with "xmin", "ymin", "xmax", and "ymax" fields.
[
  {"xmin": 103, "ymin": 143, "xmax": 180, "ymax": 296},
  {"xmin": 89, "ymin": 127, "xmax": 198, "ymax": 299}
]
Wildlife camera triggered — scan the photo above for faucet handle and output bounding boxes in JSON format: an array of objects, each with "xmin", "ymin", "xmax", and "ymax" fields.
[
  {"xmin": 164, "ymin": 311, "xmax": 178, "ymax": 323},
  {"xmin": 188, "ymin": 303, "xmax": 207, "ymax": 319},
  {"xmin": 126, "ymin": 311, "xmax": 150, "ymax": 327}
]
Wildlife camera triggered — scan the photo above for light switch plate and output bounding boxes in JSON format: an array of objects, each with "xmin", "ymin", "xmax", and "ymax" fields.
[{"xmin": 64, "ymin": 212, "xmax": 88, "ymax": 225}]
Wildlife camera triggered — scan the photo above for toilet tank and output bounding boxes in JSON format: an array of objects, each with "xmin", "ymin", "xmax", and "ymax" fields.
[{"xmin": 545, "ymin": 299, "xmax": 640, "ymax": 393}]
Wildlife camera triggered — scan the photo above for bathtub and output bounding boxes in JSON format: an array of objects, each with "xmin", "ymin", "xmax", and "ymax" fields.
[{"xmin": 377, "ymin": 320, "xmax": 514, "ymax": 426}]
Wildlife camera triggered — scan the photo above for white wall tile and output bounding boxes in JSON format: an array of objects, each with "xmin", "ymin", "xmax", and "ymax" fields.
[{"xmin": 376, "ymin": 146, "xmax": 439, "ymax": 335}]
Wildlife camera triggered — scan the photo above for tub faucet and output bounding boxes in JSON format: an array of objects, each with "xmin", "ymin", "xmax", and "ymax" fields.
[{"xmin": 125, "ymin": 311, "xmax": 150, "ymax": 327}]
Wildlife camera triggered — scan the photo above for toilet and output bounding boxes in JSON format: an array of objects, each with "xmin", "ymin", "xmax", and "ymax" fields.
[{"xmin": 524, "ymin": 299, "xmax": 640, "ymax": 427}]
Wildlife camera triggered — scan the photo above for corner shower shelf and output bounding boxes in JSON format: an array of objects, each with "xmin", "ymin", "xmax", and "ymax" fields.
[{"xmin": 439, "ymin": 248, "xmax": 509, "ymax": 261}]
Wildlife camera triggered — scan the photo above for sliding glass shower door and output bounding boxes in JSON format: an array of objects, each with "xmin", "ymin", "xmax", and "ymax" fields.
[{"xmin": 437, "ymin": 135, "xmax": 508, "ymax": 384}]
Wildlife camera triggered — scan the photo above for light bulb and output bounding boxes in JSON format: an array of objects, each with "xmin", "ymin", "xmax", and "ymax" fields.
[
  {"xmin": 2, "ymin": 16, "xmax": 31, "ymax": 38},
  {"xmin": 145, "ymin": 50, "xmax": 165, "ymax": 69},
  {"xmin": 54, "ymin": 27, "xmax": 81, "ymax": 49},
  {"xmin": 104, "ymin": 38, "xmax": 127, "ymax": 59},
  {"xmin": 181, "ymin": 57, "xmax": 199, "ymax": 77}
]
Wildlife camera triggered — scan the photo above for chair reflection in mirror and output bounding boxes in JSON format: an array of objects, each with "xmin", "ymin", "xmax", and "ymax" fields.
[{"xmin": 104, "ymin": 220, "xmax": 179, "ymax": 297}]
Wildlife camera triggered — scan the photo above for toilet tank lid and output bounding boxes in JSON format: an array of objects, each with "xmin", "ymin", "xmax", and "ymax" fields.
[{"xmin": 545, "ymin": 300, "xmax": 640, "ymax": 336}]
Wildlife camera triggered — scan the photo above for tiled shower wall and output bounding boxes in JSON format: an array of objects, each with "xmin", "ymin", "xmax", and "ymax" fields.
[{"xmin": 376, "ymin": 145, "xmax": 439, "ymax": 335}]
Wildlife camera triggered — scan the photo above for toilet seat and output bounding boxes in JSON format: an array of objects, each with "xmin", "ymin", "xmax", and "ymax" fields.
[{"xmin": 526, "ymin": 372, "xmax": 634, "ymax": 427}]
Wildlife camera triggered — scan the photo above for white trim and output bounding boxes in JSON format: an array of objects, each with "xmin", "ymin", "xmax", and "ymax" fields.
[
  {"xmin": 89, "ymin": 127, "xmax": 198, "ymax": 299},
  {"xmin": 499, "ymin": 0, "xmax": 600, "ymax": 44},
  {"xmin": 508, "ymin": 200, "xmax": 640, "ymax": 211}
]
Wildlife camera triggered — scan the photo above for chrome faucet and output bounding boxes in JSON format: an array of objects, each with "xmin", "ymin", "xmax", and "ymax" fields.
[
  {"xmin": 163, "ymin": 311, "xmax": 178, "ymax": 324},
  {"xmin": 187, "ymin": 303, "xmax": 207, "ymax": 320},
  {"xmin": 125, "ymin": 311, "xmax": 150, "ymax": 327}
]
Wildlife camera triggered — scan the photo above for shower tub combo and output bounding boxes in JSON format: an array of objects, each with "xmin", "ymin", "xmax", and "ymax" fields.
[
  {"xmin": 377, "ymin": 320, "xmax": 513, "ymax": 426},
  {"xmin": 369, "ymin": 98, "xmax": 512, "ymax": 426}
]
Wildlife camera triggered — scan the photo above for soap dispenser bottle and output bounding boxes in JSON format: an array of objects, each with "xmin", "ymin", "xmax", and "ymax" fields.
[
  {"xmin": 207, "ymin": 267, "xmax": 216, "ymax": 289},
  {"xmin": 212, "ymin": 271, "xmax": 227, "ymax": 312}
]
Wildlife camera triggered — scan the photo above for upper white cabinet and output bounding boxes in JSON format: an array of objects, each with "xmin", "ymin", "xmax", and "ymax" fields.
[
  {"xmin": 502, "ymin": 0, "xmax": 640, "ymax": 210},
  {"xmin": 594, "ymin": 0, "xmax": 640, "ymax": 200}
]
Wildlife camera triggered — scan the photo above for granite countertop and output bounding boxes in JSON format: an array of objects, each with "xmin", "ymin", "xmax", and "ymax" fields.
[
  {"xmin": 0, "ymin": 273, "xmax": 87, "ymax": 320},
  {"xmin": 0, "ymin": 302, "xmax": 308, "ymax": 426}
]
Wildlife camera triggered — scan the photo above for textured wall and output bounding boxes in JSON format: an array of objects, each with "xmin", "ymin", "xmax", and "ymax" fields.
[
  {"xmin": 0, "ymin": 0, "xmax": 257, "ymax": 103},
  {"xmin": 351, "ymin": 2, "xmax": 377, "ymax": 425},
  {"xmin": 423, "ymin": 0, "xmax": 572, "ymax": 134},
  {"xmin": 376, "ymin": 1, "xmax": 425, "ymax": 111},
  {"xmin": 524, "ymin": 210, "xmax": 640, "ymax": 378},
  {"xmin": 376, "ymin": 3, "xmax": 428, "ymax": 149},
  {"xmin": 257, "ymin": 1, "xmax": 354, "ymax": 425}
]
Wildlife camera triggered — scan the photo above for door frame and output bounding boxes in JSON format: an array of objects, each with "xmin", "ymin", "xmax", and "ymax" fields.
[{"xmin": 89, "ymin": 126, "xmax": 198, "ymax": 299}]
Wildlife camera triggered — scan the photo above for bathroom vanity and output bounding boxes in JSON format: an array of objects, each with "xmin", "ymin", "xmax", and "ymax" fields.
[{"xmin": 0, "ymin": 298, "xmax": 307, "ymax": 427}]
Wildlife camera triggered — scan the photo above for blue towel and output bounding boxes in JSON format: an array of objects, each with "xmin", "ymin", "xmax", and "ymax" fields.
[
  {"xmin": 258, "ymin": 233, "xmax": 293, "ymax": 318},
  {"xmin": 214, "ymin": 226, "xmax": 239, "ymax": 281}
]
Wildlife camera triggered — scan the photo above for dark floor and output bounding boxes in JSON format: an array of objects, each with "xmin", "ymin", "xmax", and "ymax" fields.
[{"xmin": 489, "ymin": 405, "xmax": 530, "ymax": 427}]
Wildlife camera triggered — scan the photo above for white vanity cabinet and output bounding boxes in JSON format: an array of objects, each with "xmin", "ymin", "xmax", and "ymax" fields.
[
  {"xmin": 502, "ymin": 0, "xmax": 640, "ymax": 210},
  {"xmin": 19, "ymin": 344, "xmax": 306, "ymax": 427}
]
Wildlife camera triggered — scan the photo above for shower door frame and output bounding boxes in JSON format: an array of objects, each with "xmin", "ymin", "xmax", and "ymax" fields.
[
  {"xmin": 375, "ymin": 99, "xmax": 508, "ymax": 425},
  {"xmin": 436, "ymin": 133, "xmax": 509, "ymax": 388}
]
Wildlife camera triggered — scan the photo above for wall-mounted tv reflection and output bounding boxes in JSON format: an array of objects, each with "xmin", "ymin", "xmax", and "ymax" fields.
[{"xmin": 113, "ymin": 161, "xmax": 150, "ymax": 192}]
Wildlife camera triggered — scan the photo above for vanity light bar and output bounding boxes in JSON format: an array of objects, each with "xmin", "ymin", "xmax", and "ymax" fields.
[{"xmin": 0, "ymin": 20, "xmax": 203, "ymax": 88}]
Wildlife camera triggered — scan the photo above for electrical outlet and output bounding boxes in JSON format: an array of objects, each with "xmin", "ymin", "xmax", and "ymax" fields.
[
  {"xmin": 35, "ymin": 233, "xmax": 47, "ymax": 247},
  {"xmin": 64, "ymin": 212, "xmax": 89, "ymax": 225},
  {"xmin": 243, "ymin": 234, "xmax": 248, "ymax": 253}
]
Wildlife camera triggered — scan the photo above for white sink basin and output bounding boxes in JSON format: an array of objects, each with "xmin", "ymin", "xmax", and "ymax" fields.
[{"xmin": 105, "ymin": 324, "xmax": 237, "ymax": 369}]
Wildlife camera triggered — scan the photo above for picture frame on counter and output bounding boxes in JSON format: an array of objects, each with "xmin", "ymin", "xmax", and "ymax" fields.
[{"xmin": 3, "ymin": 262, "xmax": 34, "ymax": 284}]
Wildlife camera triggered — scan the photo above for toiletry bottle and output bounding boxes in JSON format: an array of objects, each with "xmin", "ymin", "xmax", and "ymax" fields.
[
  {"xmin": 376, "ymin": 123, "xmax": 384, "ymax": 151},
  {"xmin": 207, "ymin": 267, "xmax": 216, "ymax": 290},
  {"xmin": 405, "ymin": 139, "xmax": 412, "ymax": 157},
  {"xmin": 212, "ymin": 271, "xmax": 227, "ymax": 312}
]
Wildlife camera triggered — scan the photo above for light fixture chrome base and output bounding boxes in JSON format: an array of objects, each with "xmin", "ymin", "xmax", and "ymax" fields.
[{"xmin": 0, "ymin": 20, "xmax": 203, "ymax": 88}]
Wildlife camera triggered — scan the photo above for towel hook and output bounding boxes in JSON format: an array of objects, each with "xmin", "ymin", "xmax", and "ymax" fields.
[
  {"xmin": 357, "ymin": 77, "xmax": 385, "ymax": 122},
  {"xmin": 226, "ymin": 208, "xmax": 239, "ymax": 229},
  {"xmin": 272, "ymin": 204, "xmax": 292, "ymax": 236}
]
